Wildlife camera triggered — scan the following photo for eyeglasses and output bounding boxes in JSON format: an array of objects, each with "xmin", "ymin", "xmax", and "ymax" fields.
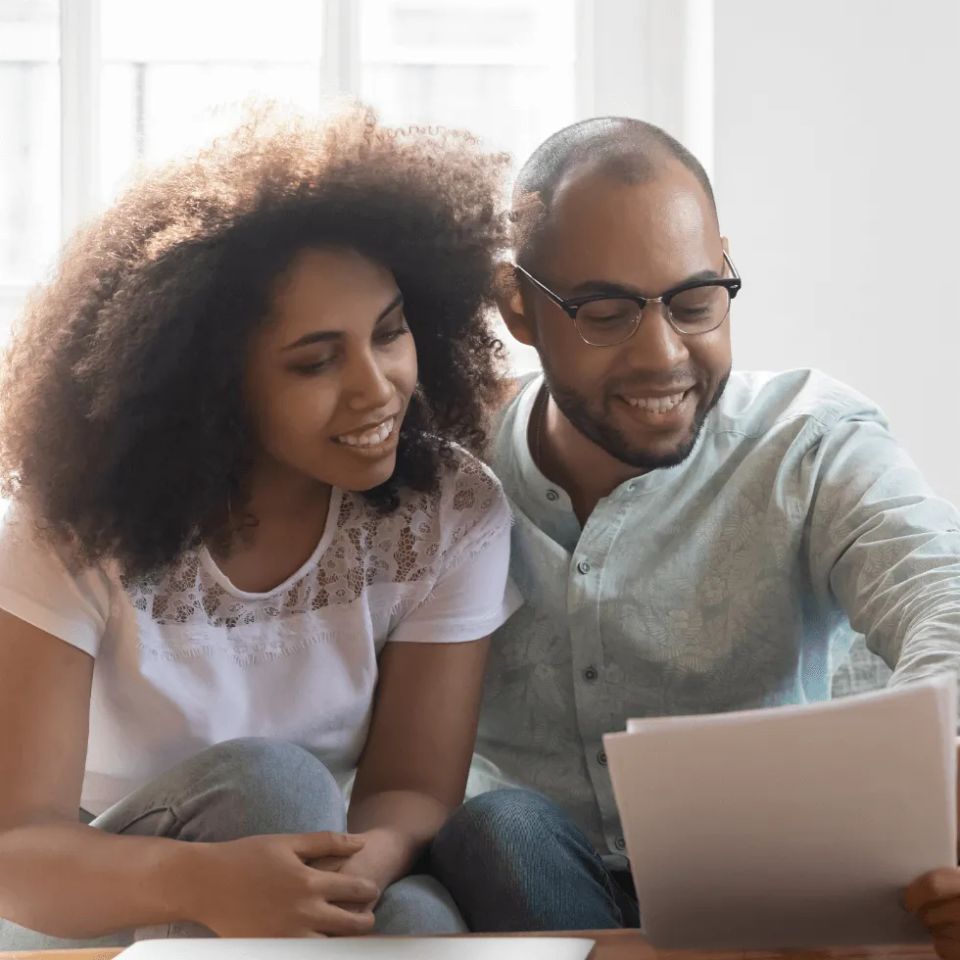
[{"xmin": 514, "ymin": 251, "xmax": 742, "ymax": 347}]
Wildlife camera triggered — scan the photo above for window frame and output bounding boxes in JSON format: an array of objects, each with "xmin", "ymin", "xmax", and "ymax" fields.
[{"xmin": 0, "ymin": 0, "xmax": 714, "ymax": 323}]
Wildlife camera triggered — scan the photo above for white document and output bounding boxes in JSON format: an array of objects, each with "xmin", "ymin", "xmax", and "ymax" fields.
[
  {"xmin": 117, "ymin": 937, "xmax": 595, "ymax": 960},
  {"xmin": 603, "ymin": 675, "xmax": 958, "ymax": 949}
]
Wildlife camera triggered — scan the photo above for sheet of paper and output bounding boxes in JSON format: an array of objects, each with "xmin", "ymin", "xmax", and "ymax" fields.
[
  {"xmin": 604, "ymin": 674, "xmax": 957, "ymax": 949},
  {"xmin": 117, "ymin": 936, "xmax": 596, "ymax": 960}
]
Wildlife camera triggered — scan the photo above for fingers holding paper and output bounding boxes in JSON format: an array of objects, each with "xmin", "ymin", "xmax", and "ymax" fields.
[{"xmin": 906, "ymin": 868, "xmax": 960, "ymax": 959}]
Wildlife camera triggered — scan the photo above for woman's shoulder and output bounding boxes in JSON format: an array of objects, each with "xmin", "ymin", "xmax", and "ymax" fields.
[
  {"xmin": 437, "ymin": 445, "xmax": 506, "ymax": 513},
  {"xmin": 0, "ymin": 496, "xmax": 116, "ymax": 657},
  {"xmin": 406, "ymin": 446, "xmax": 507, "ymax": 529},
  {"xmin": 0, "ymin": 496, "xmax": 80, "ymax": 570},
  {"xmin": 0, "ymin": 496, "xmax": 116, "ymax": 580},
  {"xmin": 337, "ymin": 447, "xmax": 511, "ymax": 570}
]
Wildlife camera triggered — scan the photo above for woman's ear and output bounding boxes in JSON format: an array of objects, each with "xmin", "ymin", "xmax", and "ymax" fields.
[{"xmin": 494, "ymin": 261, "xmax": 536, "ymax": 347}]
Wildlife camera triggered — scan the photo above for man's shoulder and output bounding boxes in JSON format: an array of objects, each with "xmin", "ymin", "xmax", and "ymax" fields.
[
  {"xmin": 715, "ymin": 368, "xmax": 888, "ymax": 440},
  {"xmin": 487, "ymin": 370, "xmax": 540, "ymax": 466},
  {"xmin": 492, "ymin": 371, "xmax": 540, "ymax": 424}
]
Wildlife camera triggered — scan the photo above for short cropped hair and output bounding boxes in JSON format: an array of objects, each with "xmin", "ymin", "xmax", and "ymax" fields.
[{"xmin": 512, "ymin": 116, "xmax": 716, "ymax": 261}]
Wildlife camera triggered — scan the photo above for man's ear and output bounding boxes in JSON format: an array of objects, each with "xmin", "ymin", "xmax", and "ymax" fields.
[{"xmin": 494, "ymin": 261, "xmax": 536, "ymax": 347}]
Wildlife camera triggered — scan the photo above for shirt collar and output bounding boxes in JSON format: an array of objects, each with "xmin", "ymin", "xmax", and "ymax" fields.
[{"xmin": 508, "ymin": 373, "xmax": 705, "ymax": 502}]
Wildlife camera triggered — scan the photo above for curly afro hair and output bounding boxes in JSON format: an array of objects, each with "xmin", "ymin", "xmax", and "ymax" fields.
[{"xmin": 0, "ymin": 105, "xmax": 511, "ymax": 579}]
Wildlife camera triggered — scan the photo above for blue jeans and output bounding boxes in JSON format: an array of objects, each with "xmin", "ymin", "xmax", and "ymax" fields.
[
  {"xmin": 430, "ymin": 788, "xmax": 640, "ymax": 931},
  {"xmin": 0, "ymin": 738, "xmax": 466, "ymax": 949}
]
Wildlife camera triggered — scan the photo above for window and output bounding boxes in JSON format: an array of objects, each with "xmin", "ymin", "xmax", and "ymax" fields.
[
  {"xmin": 99, "ymin": 0, "xmax": 327, "ymax": 200},
  {"xmin": 0, "ymin": 0, "xmax": 59, "ymax": 289},
  {"xmin": 359, "ymin": 0, "xmax": 575, "ymax": 167},
  {"xmin": 0, "ymin": 0, "xmax": 589, "ymax": 354}
]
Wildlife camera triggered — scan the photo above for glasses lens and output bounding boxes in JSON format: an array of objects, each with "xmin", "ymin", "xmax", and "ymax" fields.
[
  {"xmin": 574, "ymin": 299, "xmax": 641, "ymax": 345},
  {"xmin": 667, "ymin": 285, "xmax": 731, "ymax": 334}
]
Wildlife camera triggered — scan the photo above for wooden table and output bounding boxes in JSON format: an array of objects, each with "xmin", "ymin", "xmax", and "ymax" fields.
[{"xmin": 0, "ymin": 932, "xmax": 941, "ymax": 960}]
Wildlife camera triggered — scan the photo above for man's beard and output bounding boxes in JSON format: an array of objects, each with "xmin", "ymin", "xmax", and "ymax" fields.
[{"xmin": 541, "ymin": 364, "xmax": 731, "ymax": 471}]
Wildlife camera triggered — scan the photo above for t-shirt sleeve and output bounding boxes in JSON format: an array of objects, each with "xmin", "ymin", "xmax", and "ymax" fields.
[
  {"xmin": 387, "ymin": 466, "xmax": 522, "ymax": 645},
  {"xmin": 0, "ymin": 500, "xmax": 112, "ymax": 657}
]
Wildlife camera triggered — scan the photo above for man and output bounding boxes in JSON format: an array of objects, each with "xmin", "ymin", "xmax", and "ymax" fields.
[{"xmin": 428, "ymin": 118, "xmax": 960, "ymax": 946}]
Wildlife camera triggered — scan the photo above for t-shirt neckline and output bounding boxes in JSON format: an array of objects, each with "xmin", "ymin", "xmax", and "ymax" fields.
[{"xmin": 198, "ymin": 486, "xmax": 344, "ymax": 600}]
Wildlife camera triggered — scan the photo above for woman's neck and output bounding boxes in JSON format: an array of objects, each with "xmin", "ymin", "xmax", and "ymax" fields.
[
  {"xmin": 243, "ymin": 457, "xmax": 331, "ymax": 528},
  {"xmin": 212, "ymin": 461, "xmax": 333, "ymax": 593}
]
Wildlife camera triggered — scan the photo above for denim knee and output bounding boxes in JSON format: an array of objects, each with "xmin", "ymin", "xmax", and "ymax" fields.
[
  {"xmin": 434, "ymin": 788, "xmax": 573, "ymax": 861},
  {"xmin": 374, "ymin": 876, "xmax": 467, "ymax": 935},
  {"xmin": 430, "ymin": 788, "xmax": 625, "ymax": 932},
  {"xmin": 164, "ymin": 737, "xmax": 347, "ymax": 840}
]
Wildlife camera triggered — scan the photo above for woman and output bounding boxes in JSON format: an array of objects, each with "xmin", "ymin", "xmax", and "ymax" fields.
[{"xmin": 0, "ymin": 106, "xmax": 518, "ymax": 947}]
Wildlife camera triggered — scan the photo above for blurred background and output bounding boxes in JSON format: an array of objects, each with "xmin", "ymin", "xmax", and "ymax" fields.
[{"xmin": 1, "ymin": 0, "xmax": 958, "ymax": 503}]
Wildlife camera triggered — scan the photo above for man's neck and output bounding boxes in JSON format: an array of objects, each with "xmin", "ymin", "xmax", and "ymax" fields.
[{"xmin": 531, "ymin": 389, "xmax": 647, "ymax": 526}]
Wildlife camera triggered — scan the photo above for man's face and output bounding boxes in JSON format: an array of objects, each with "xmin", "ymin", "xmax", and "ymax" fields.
[{"xmin": 512, "ymin": 163, "xmax": 732, "ymax": 471}]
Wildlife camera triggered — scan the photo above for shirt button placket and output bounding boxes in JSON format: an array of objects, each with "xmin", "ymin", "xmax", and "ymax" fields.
[{"xmin": 569, "ymin": 515, "xmax": 615, "ymax": 849}]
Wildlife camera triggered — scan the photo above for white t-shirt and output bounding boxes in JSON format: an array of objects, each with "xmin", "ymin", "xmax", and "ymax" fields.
[{"xmin": 0, "ymin": 453, "xmax": 520, "ymax": 815}]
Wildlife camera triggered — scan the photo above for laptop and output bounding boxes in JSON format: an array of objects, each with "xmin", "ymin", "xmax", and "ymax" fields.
[{"xmin": 116, "ymin": 937, "xmax": 596, "ymax": 959}]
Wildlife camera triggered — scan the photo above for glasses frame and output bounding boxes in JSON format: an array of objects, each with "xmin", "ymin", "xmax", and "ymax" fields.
[{"xmin": 514, "ymin": 251, "xmax": 742, "ymax": 347}]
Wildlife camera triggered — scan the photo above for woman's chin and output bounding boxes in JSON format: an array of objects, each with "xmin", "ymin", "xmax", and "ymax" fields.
[{"xmin": 328, "ymin": 452, "xmax": 399, "ymax": 493}]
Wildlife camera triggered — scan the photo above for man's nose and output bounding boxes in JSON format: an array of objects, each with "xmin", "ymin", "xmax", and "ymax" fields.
[{"xmin": 622, "ymin": 300, "xmax": 690, "ymax": 369}]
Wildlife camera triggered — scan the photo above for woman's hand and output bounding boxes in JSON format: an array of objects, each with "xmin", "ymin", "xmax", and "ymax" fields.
[
  {"xmin": 190, "ymin": 831, "xmax": 380, "ymax": 937},
  {"xmin": 905, "ymin": 868, "xmax": 960, "ymax": 959},
  {"xmin": 329, "ymin": 826, "xmax": 415, "ymax": 912}
]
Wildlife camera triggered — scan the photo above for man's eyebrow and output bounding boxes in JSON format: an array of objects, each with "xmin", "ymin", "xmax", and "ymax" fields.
[
  {"xmin": 282, "ymin": 292, "xmax": 404, "ymax": 350},
  {"xmin": 568, "ymin": 269, "xmax": 720, "ymax": 298}
]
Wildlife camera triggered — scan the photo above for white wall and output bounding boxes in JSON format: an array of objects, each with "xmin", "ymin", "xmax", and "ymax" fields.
[{"xmin": 712, "ymin": 0, "xmax": 960, "ymax": 505}]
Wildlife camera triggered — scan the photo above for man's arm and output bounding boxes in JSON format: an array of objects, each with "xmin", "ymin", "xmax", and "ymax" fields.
[
  {"xmin": 804, "ymin": 415, "xmax": 960, "ymax": 692},
  {"xmin": 804, "ymin": 415, "xmax": 960, "ymax": 957}
]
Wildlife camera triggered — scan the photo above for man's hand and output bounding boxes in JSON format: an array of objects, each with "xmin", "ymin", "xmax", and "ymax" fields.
[{"xmin": 905, "ymin": 868, "xmax": 960, "ymax": 959}]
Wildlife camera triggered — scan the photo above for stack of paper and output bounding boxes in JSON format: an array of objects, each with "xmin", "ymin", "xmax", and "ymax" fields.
[{"xmin": 604, "ymin": 675, "xmax": 957, "ymax": 949}]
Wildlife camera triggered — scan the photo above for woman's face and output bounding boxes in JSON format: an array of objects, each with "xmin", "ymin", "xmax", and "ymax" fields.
[{"xmin": 246, "ymin": 247, "xmax": 418, "ymax": 492}]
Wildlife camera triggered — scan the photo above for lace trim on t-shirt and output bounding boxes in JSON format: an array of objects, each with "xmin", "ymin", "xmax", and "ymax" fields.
[{"xmin": 123, "ymin": 456, "xmax": 503, "ymax": 632}]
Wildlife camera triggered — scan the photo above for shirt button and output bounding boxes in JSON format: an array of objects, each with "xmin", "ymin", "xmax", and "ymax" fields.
[
  {"xmin": 583, "ymin": 666, "xmax": 598, "ymax": 682},
  {"xmin": 615, "ymin": 836, "xmax": 626, "ymax": 851},
  {"xmin": 597, "ymin": 749, "xmax": 608, "ymax": 766},
  {"xmin": 546, "ymin": 489, "xmax": 560, "ymax": 502},
  {"xmin": 577, "ymin": 559, "xmax": 591, "ymax": 575}
]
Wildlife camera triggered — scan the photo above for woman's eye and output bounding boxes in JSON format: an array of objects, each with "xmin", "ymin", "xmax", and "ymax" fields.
[
  {"xmin": 375, "ymin": 321, "xmax": 410, "ymax": 344},
  {"xmin": 292, "ymin": 356, "xmax": 335, "ymax": 375}
]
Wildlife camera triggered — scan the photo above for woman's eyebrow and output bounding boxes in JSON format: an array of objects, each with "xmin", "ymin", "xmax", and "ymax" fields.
[{"xmin": 282, "ymin": 292, "xmax": 404, "ymax": 350}]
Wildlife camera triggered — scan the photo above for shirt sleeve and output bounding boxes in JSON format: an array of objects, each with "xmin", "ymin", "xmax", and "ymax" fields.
[
  {"xmin": 0, "ymin": 500, "xmax": 112, "ymax": 657},
  {"xmin": 388, "ymin": 474, "xmax": 523, "ymax": 645},
  {"xmin": 802, "ymin": 415, "xmax": 960, "ymax": 695}
]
